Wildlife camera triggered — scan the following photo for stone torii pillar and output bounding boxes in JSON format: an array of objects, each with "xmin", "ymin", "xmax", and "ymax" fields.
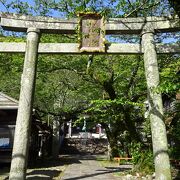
[
  {"xmin": 9, "ymin": 27, "xmax": 40, "ymax": 180},
  {"xmin": 141, "ymin": 27, "xmax": 171, "ymax": 180}
]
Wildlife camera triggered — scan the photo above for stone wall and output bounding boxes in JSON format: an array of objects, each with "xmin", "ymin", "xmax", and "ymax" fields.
[{"xmin": 61, "ymin": 138, "xmax": 108, "ymax": 155}]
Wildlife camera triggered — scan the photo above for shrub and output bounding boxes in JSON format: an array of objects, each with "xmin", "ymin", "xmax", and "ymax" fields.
[{"xmin": 130, "ymin": 142, "xmax": 154, "ymax": 174}]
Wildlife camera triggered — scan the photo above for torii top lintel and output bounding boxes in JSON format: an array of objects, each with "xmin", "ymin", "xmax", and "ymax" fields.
[{"xmin": 0, "ymin": 13, "xmax": 179, "ymax": 34}]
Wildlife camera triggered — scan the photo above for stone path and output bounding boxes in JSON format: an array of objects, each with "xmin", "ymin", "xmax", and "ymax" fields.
[
  {"xmin": 0, "ymin": 155, "xmax": 132, "ymax": 180},
  {"xmin": 61, "ymin": 155, "xmax": 121, "ymax": 180}
]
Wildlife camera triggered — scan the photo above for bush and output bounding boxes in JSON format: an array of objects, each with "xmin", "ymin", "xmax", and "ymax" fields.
[{"xmin": 130, "ymin": 142, "xmax": 154, "ymax": 174}]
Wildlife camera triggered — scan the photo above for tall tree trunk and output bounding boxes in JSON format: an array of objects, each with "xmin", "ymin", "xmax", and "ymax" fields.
[
  {"xmin": 102, "ymin": 123, "xmax": 119, "ymax": 158},
  {"xmin": 123, "ymin": 106, "xmax": 141, "ymax": 142}
]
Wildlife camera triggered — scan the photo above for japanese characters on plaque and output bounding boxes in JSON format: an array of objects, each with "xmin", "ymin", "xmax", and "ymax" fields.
[{"xmin": 78, "ymin": 13, "xmax": 105, "ymax": 52}]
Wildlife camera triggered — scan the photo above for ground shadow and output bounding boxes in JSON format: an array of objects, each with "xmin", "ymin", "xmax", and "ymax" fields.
[
  {"xmin": 62, "ymin": 167, "xmax": 127, "ymax": 180},
  {"xmin": 26, "ymin": 169, "xmax": 61, "ymax": 179},
  {"xmin": 104, "ymin": 166, "xmax": 132, "ymax": 171},
  {"xmin": 0, "ymin": 163, "xmax": 10, "ymax": 176},
  {"xmin": 29, "ymin": 155, "xmax": 81, "ymax": 169},
  {"xmin": 75, "ymin": 154, "xmax": 96, "ymax": 160},
  {"xmin": 0, "ymin": 155, "xmax": 81, "ymax": 179}
]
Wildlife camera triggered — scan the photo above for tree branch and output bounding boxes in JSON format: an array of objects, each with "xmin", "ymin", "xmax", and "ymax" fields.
[
  {"xmin": 125, "ymin": 56, "xmax": 141, "ymax": 96},
  {"xmin": 0, "ymin": 0, "xmax": 10, "ymax": 12},
  {"xmin": 35, "ymin": 106, "xmax": 87, "ymax": 121}
]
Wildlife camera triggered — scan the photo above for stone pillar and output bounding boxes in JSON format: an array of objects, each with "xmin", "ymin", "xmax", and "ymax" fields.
[
  {"xmin": 68, "ymin": 120, "xmax": 72, "ymax": 138},
  {"xmin": 52, "ymin": 117, "xmax": 60, "ymax": 159},
  {"xmin": 98, "ymin": 124, "xmax": 102, "ymax": 138},
  {"xmin": 9, "ymin": 28, "xmax": 40, "ymax": 180},
  {"xmin": 141, "ymin": 28, "xmax": 171, "ymax": 180}
]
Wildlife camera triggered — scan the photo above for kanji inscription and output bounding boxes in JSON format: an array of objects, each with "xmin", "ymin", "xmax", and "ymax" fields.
[{"xmin": 78, "ymin": 13, "xmax": 105, "ymax": 52}]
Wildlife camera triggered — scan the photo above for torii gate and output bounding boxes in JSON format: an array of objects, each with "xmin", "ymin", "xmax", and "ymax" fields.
[{"xmin": 0, "ymin": 13, "xmax": 179, "ymax": 180}]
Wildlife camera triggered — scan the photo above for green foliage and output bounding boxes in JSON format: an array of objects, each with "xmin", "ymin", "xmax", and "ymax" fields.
[
  {"xmin": 130, "ymin": 142, "xmax": 154, "ymax": 174},
  {"xmin": 158, "ymin": 54, "xmax": 180, "ymax": 95},
  {"xmin": 0, "ymin": 36, "xmax": 25, "ymax": 42},
  {"xmin": 130, "ymin": 142, "xmax": 142, "ymax": 164},
  {"xmin": 0, "ymin": 51, "xmax": 24, "ymax": 99},
  {"xmin": 168, "ymin": 108, "xmax": 180, "ymax": 159},
  {"xmin": 34, "ymin": 53, "xmax": 102, "ymax": 119}
]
